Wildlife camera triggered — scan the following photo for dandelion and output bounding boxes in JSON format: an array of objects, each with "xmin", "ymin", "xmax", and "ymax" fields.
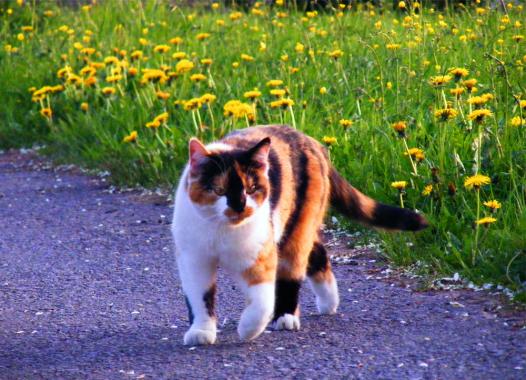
[
  {"xmin": 130, "ymin": 50, "xmax": 143, "ymax": 60},
  {"xmin": 464, "ymin": 174, "xmax": 491, "ymax": 190},
  {"xmin": 106, "ymin": 74, "xmax": 122, "ymax": 83},
  {"xmin": 241, "ymin": 53, "xmax": 254, "ymax": 62},
  {"xmin": 172, "ymin": 52, "xmax": 187, "ymax": 60},
  {"xmin": 429, "ymin": 75, "xmax": 452, "ymax": 87},
  {"xmin": 398, "ymin": 1, "xmax": 406, "ymax": 9},
  {"xmin": 146, "ymin": 120, "xmax": 161, "ymax": 129},
  {"xmin": 123, "ymin": 131, "xmax": 138, "ymax": 143},
  {"xmin": 449, "ymin": 67, "xmax": 469, "ymax": 80},
  {"xmin": 270, "ymin": 98, "xmax": 294, "ymax": 109},
  {"xmin": 392, "ymin": 121, "xmax": 407, "ymax": 137},
  {"xmin": 141, "ymin": 69, "xmax": 168, "ymax": 84},
  {"xmin": 267, "ymin": 79, "xmax": 283, "ymax": 87},
  {"xmin": 322, "ymin": 136, "xmax": 337, "ymax": 146},
  {"xmin": 295, "ymin": 42, "xmax": 305, "ymax": 53},
  {"xmin": 467, "ymin": 96, "xmax": 489, "ymax": 107},
  {"xmin": 510, "ymin": 116, "xmax": 525, "ymax": 127},
  {"xmin": 156, "ymin": 91, "xmax": 170, "ymax": 100},
  {"xmin": 244, "ymin": 90, "xmax": 262, "ymax": 100},
  {"xmin": 462, "ymin": 78, "xmax": 478, "ymax": 92},
  {"xmin": 319, "ymin": 87, "xmax": 328, "ymax": 95},
  {"xmin": 40, "ymin": 107, "xmax": 52, "ymax": 119},
  {"xmin": 520, "ymin": 100, "xmax": 526, "ymax": 109},
  {"xmin": 153, "ymin": 44, "xmax": 170, "ymax": 54},
  {"xmin": 128, "ymin": 67, "xmax": 138, "ymax": 76},
  {"xmin": 475, "ymin": 217, "xmax": 497, "ymax": 225},
  {"xmin": 183, "ymin": 98, "xmax": 203, "ymax": 111},
  {"xmin": 404, "ymin": 148, "xmax": 425, "ymax": 162},
  {"xmin": 270, "ymin": 89, "xmax": 286, "ymax": 98},
  {"xmin": 80, "ymin": 102, "xmax": 89, "ymax": 112},
  {"xmin": 434, "ymin": 108, "xmax": 458, "ymax": 121},
  {"xmin": 386, "ymin": 43, "xmax": 401, "ymax": 50},
  {"xmin": 339, "ymin": 119, "xmax": 353, "ymax": 129},
  {"xmin": 102, "ymin": 87, "xmax": 116, "ymax": 96},
  {"xmin": 483, "ymin": 200, "xmax": 501, "ymax": 211},
  {"xmin": 328, "ymin": 49, "xmax": 343, "ymax": 60},
  {"xmin": 201, "ymin": 58, "xmax": 213, "ymax": 66},
  {"xmin": 170, "ymin": 37, "xmax": 183, "ymax": 45},
  {"xmin": 199, "ymin": 93, "xmax": 216, "ymax": 104},
  {"xmin": 422, "ymin": 184, "xmax": 433, "ymax": 196},
  {"xmin": 190, "ymin": 73, "xmax": 206, "ymax": 82},
  {"xmin": 391, "ymin": 181, "xmax": 407, "ymax": 190},
  {"xmin": 223, "ymin": 100, "xmax": 255, "ymax": 121},
  {"xmin": 196, "ymin": 33, "xmax": 211, "ymax": 41},
  {"xmin": 468, "ymin": 109, "xmax": 493, "ymax": 123},
  {"xmin": 176, "ymin": 59, "xmax": 194, "ymax": 74},
  {"xmin": 512, "ymin": 35, "xmax": 524, "ymax": 42}
]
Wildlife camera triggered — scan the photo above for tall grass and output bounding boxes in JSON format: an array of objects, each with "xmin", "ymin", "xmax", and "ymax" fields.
[{"xmin": 1, "ymin": 0, "xmax": 525, "ymax": 298}]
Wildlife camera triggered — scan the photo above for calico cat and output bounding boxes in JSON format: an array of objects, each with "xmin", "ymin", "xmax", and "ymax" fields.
[{"xmin": 172, "ymin": 125, "xmax": 428, "ymax": 345}]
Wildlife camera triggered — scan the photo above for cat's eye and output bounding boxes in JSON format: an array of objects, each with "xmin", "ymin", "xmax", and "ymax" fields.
[
  {"xmin": 246, "ymin": 184, "xmax": 257, "ymax": 194},
  {"xmin": 213, "ymin": 186, "xmax": 226, "ymax": 196}
]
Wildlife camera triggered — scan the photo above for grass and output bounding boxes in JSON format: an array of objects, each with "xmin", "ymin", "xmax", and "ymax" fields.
[{"xmin": 1, "ymin": 0, "xmax": 525, "ymax": 298}]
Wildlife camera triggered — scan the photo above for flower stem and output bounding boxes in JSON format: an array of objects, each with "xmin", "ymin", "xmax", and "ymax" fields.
[{"xmin": 473, "ymin": 188, "xmax": 481, "ymax": 265}]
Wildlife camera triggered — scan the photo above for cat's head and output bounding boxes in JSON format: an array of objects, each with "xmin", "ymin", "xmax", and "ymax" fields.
[{"xmin": 186, "ymin": 137, "xmax": 271, "ymax": 225}]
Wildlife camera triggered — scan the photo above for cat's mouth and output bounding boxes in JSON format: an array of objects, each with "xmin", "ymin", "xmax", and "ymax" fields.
[{"xmin": 224, "ymin": 207, "xmax": 254, "ymax": 225}]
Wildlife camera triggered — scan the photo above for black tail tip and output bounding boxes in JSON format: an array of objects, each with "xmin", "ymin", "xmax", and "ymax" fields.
[{"xmin": 407, "ymin": 212, "xmax": 429, "ymax": 231}]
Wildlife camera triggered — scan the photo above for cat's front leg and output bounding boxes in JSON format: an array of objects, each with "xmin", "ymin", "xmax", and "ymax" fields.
[
  {"xmin": 176, "ymin": 253, "xmax": 218, "ymax": 346},
  {"xmin": 237, "ymin": 241, "xmax": 277, "ymax": 341}
]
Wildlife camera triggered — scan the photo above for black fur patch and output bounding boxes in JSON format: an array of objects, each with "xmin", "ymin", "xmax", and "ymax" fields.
[
  {"xmin": 279, "ymin": 151, "xmax": 309, "ymax": 249},
  {"xmin": 184, "ymin": 295, "xmax": 194, "ymax": 325},
  {"xmin": 203, "ymin": 284, "xmax": 216, "ymax": 318},
  {"xmin": 273, "ymin": 279, "xmax": 301, "ymax": 320},
  {"xmin": 372, "ymin": 203, "xmax": 428, "ymax": 231},
  {"xmin": 307, "ymin": 242, "xmax": 329, "ymax": 277},
  {"xmin": 268, "ymin": 149, "xmax": 282, "ymax": 210}
]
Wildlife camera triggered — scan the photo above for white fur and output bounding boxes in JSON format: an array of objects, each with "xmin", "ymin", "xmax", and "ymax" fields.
[
  {"xmin": 273, "ymin": 314, "xmax": 300, "ymax": 331},
  {"xmin": 272, "ymin": 211, "xmax": 283, "ymax": 242},
  {"xmin": 308, "ymin": 273, "xmax": 340, "ymax": 315},
  {"xmin": 237, "ymin": 282, "xmax": 275, "ymax": 341},
  {"xmin": 172, "ymin": 167, "xmax": 274, "ymax": 344}
]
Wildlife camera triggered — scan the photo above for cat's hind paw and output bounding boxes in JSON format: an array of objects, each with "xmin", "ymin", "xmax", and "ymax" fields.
[
  {"xmin": 183, "ymin": 328, "xmax": 216, "ymax": 346},
  {"xmin": 272, "ymin": 313, "xmax": 300, "ymax": 331}
]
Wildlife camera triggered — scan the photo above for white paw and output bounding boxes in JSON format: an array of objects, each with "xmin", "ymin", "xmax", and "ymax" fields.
[
  {"xmin": 183, "ymin": 328, "xmax": 216, "ymax": 346},
  {"xmin": 273, "ymin": 314, "xmax": 300, "ymax": 331},
  {"xmin": 237, "ymin": 317, "xmax": 269, "ymax": 341},
  {"xmin": 316, "ymin": 297, "xmax": 339, "ymax": 315}
]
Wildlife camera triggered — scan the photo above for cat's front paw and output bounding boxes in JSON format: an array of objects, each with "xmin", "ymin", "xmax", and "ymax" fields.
[
  {"xmin": 183, "ymin": 328, "xmax": 216, "ymax": 346},
  {"xmin": 272, "ymin": 313, "xmax": 300, "ymax": 331},
  {"xmin": 237, "ymin": 317, "xmax": 269, "ymax": 341}
]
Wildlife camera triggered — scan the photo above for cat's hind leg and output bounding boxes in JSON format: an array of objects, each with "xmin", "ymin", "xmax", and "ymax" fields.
[
  {"xmin": 307, "ymin": 241, "xmax": 339, "ymax": 315},
  {"xmin": 177, "ymin": 254, "xmax": 218, "ymax": 345}
]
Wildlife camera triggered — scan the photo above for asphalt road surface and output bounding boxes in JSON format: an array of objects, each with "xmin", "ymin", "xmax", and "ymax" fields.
[{"xmin": 0, "ymin": 151, "xmax": 525, "ymax": 380}]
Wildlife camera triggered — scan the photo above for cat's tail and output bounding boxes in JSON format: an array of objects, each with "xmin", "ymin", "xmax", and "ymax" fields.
[{"xmin": 329, "ymin": 167, "xmax": 428, "ymax": 231}]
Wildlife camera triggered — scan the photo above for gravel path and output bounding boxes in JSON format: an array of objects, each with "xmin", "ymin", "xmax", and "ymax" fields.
[{"xmin": 0, "ymin": 151, "xmax": 525, "ymax": 380}]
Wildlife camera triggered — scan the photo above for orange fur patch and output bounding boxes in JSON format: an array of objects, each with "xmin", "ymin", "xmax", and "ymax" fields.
[{"xmin": 242, "ymin": 239, "xmax": 277, "ymax": 286}]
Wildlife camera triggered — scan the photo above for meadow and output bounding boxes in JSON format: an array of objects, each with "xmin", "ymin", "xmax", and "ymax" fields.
[{"xmin": 1, "ymin": 0, "xmax": 525, "ymax": 298}]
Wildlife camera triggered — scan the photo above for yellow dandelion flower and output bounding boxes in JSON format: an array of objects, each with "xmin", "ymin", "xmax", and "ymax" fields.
[
  {"xmin": 153, "ymin": 44, "xmax": 170, "ymax": 54},
  {"xmin": 429, "ymin": 75, "xmax": 452, "ymax": 86},
  {"xmin": 464, "ymin": 174, "xmax": 491, "ymax": 190},
  {"xmin": 267, "ymin": 79, "xmax": 283, "ymax": 87},
  {"xmin": 40, "ymin": 107, "xmax": 52, "ymax": 119},
  {"xmin": 322, "ymin": 136, "xmax": 337, "ymax": 146},
  {"xmin": 123, "ymin": 131, "xmax": 138, "ymax": 143},
  {"xmin": 449, "ymin": 67, "xmax": 469, "ymax": 80},
  {"xmin": 146, "ymin": 120, "xmax": 161, "ymax": 129},
  {"xmin": 339, "ymin": 119, "xmax": 353, "ymax": 129},
  {"xmin": 128, "ymin": 67, "xmax": 138, "ymax": 76},
  {"xmin": 270, "ymin": 98, "xmax": 294, "ymax": 109},
  {"xmin": 475, "ymin": 216, "xmax": 497, "ymax": 225},
  {"xmin": 386, "ymin": 43, "xmax": 401, "ymax": 50},
  {"xmin": 80, "ymin": 102, "xmax": 89, "ymax": 112},
  {"xmin": 520, "ymin": 100, "xmax": 526, "ymax": 109},
  {"xmin": 434, "ymin": 108, "xmax": 458, "ymax": 121},
  {"xmin": 391, "ymin": 181, "xmax": 407, "ymax": 190},
  {"xmin": 462, "ymin": 78, "xmax": 478, "ymax": 92},
  {"xmin": 422, "ymin": 184, "xmax": 433, "ymax": 196},
  {"xmin": 106, "ymin": 74, "xmax": 122, "ymax": 83},
  {"xmin": 130, "ymin": 50, "xmax": 143, "ymax": 60},
  {"xmin": 392, "ymin": 121, "xmax": 407, "ymax": 135},
  {"xmin": 102, "ymin": 87, "xmax": 116, "ymax": 96},
  {"xmin": 483, "ymin": 200, "xmax": 501, "ymax": 210},
  {"xmin": 468, "ymin": 109, "xmax": 493, "ymax": 123},
  {"xmin": 328, "ymin": 49, "xmax": 343, "ymax": 60},
  {"xmin": 196, "ymin": 33, "xmax": 211, "ymax": 41},
  {"xmin": 156, "ymin": 91, "xmax": 170, "ymax": 100},
  {"xmin": 319, "ymin": 87, "xmax": 328, "ymax": 95},
  {"xmin": 467, "ymin": 96, "xmax": 489, "ymax": 107},
  {"xmin": 512, "ymin": 35, "xmax": 524, "ymax": 42},
  {"xmin": 201, "ymin": 58, "xmax": 213, "ymax": 65},
  {"xmin": 172, "ymin": 52, "xmax": 187, "ymax": 60},
  {"xmin": 241, "ymin": 53, "xmax": 254, "ymax": 62},
  {"xmin": 270, "ymin": 89, "xmax": 286, "ymax": 97},
  {"xmin": 170, "ymin": 37, "xmax": 183, "ymax": 45},
  {"xmin": 244, "ymin": 90, "xmax": 262, "ymax": 100},
  {"xmin": 175, "ymin": 59, "xmax": 194, "ymax": 74},
  {"xmin": 510, "ymin": 116, "xmax": 525, "ymax": 127},
  {"xmin": 183, "ymin": 98, "xmax": 203, "ymax": 111},
  {"xmin": 404, "ymin": 148, "xmax": 425, "ymax": 161},
  {"xmin": 190, "ymin": 73, "xmax": 207, "ymax": 82},
  {"xmin": 398, "ymin": 1, "xmax": 406, "ymax": 9},
  {"xmin": 199, "ymin": 93, "xmax": 216, "ymax": 104}
]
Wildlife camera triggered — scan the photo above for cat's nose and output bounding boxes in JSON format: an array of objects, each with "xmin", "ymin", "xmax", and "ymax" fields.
[{"xmin": 227, "ymin": 195, "xmax": 246, "ymax": 213}]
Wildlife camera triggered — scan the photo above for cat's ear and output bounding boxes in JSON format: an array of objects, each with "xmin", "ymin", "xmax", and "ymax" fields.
[
  {"xmin": 189, "ymin": 138, "xmax": 209, "ymax": 174},
  {"xmin": 248, "ymin": 137, "xmax": 271, "ymax": 169}
]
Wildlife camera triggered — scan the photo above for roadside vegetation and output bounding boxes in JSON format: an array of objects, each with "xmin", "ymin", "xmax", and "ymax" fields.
[{"xmin": 1, "ymin": 0, "xmax": 525, "ymax": 298}]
